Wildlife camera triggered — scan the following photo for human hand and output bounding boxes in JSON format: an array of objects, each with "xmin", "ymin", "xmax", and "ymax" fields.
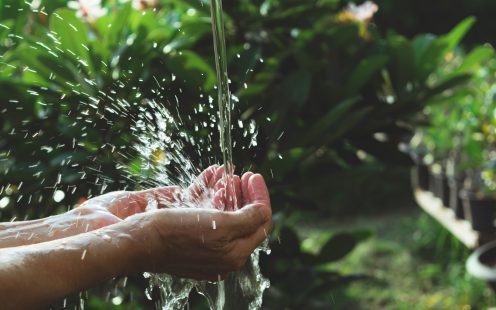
[
  {"xmin": 67, "ymin": 165, "xmax": 227, "ymax": 232},
  {"xmin": 63, "ymin": 186, "xmax": 181, "ymax": 233},
  {"xmin": 126, "ymin": 172, "xmax": 271, "ymax": 280}
]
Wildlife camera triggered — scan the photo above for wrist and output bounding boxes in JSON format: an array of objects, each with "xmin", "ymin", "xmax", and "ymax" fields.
[{"xmin": 111, "ymin": 213, "xmax": 160, "ymax": 275}]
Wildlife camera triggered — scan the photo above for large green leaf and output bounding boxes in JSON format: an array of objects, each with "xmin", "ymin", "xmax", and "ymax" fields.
[
  {"xmin": 345, "ymin": 54, "xmax": 388, "ymax": 95},
  {"xmin": 415, "ymin": 17, "xmax": 475, "ymax": 82},
  {"xmin": 456, "ymin": 45, "xmax": 494, "ymax": 73},
  {"xmin": 165, "ymin": 50, "xmax": 216, "ymax": 89},
  {"xmin": 423, "ymin": 73, "xmax": 472, "ymax": 101},
  {"xmin": 440, "ymin": 16, "xmax": 476, "ymax": 52},
  {"xmin": 49, "ymin": 9, "xmax": 93, "ymax": 75},
  {"xmin": 303, "ymin": 97, "xmax": 359, "ymax": 146},
  {"xmin": 320, "ymin": 106, "xmax": 374, "ymax": 147},
  {"xmin": 387, "ymin": 35, "xmax": 415, "ymax": 92},
  {"xmin": 273, "ymin": 69, "xmax": 311, "ymax": 107},
  {"xmin": 317, "ymin": 232, "xmax": 357, "ymax": 263}
]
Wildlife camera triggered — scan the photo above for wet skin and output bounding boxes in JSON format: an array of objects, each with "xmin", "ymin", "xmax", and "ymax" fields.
[{"xmin": 0, "ymin": 165, "xmax": 272, "ymax": 310}]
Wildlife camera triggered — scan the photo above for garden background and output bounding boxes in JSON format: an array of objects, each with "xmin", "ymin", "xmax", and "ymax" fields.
[{"xmin": 1, "ymin": 0, "xmax": 496, "ymax": 308}]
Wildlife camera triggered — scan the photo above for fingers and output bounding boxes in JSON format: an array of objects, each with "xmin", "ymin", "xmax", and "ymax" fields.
[
  {"xmin": 149, "ymin": 186, "xmax": 183, "ymax": 208},
  {"xmin": 233, "ymin": 175, "xmax": 242, "ymax": 210},
  {"xmin": 213, "ymin": 165, "xmax": 225, "ymax": 186},
  {"xmin": 214, "ymin": 173, "xmax": 242, "ymax": 211},
  {"xmin": 188, "ymin": 165, "xmax": 219, "ymax": 198},
  {"xmin": 241, "ymin": 172, "xmax": 253, "ymax": 205},
  {"xmin": 213, "ymin": 188, "xmax": 226, "ymax": 210},
  {"xmin": 108, "ymin": 186, "xmax": 182, "ymax": 218}
]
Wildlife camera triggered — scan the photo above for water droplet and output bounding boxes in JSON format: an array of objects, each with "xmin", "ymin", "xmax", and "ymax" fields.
[
  {"xmin": 0, "ymin": 197, "xmax": 10, "ymax": 209},
  {"xmin": 53, "ymin": 190, "xmax": 65, "ymax": 202}
]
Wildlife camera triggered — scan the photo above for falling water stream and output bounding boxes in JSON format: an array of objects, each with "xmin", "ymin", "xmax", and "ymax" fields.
[{"xmin": 210, "ymin": 0, "xmax": 235, "ymax": 307}]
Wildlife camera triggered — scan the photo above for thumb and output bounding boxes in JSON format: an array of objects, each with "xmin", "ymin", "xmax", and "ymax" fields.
[
  {"xmin": 228, "ymin": 203, "xmax": 271, "ymax": 239},
  {"xmin": 248, "ymin": 174, "xmax": 270, "ymax": 205}
]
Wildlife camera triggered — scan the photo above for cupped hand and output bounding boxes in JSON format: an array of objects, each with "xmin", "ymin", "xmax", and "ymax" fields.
[
  {"xmin": 128, "ymin": 173, "xmax": 272, "ymax": 280},
  {"xmin": 69, "ymin": 164, "xmax": 229, "ymax": 232}
]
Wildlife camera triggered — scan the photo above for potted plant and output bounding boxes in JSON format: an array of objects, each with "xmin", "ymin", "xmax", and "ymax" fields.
[
  {"xmin": 457, "ymin": 62, "xmax": 496, "ymax": 231},
  {"xmin": 409, "ymin": 132, "xmax": 430, "ymax": 192},
  {"xmin": 420, "ymin": 116, "xmax": 453, "ymax": 207},
  {"xmin": 446, "ymin": 147, "xmax": 465, "ymax": 218},
  {"xmin": 461, "ymin": 167, "xmax": 496, "ymax": 232}
]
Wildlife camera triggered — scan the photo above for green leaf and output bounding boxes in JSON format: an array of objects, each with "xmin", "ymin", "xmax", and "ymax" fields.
[
  {"xmin": 165, "ymin": 50, "xmax": 216, "ymax": 89},
  {"xmin": 273, "ymin": 69, "xmax": 311, "ymax": 107},
  {"xmin": 106, "ymin": 3, "xmax": 133, "ymax": 49},
  {"xmin": 303, "ymin": 97, "xmax": 360, "ymax": 146},
  {"xmin": 456, "ymin": 45, "xmax": 494, "ymax": 73},
  {"xmin": 387, "ymin": 35, "xmax": 415, "ymax": 92},
  {"xmin": 414, "ymin": 17, "xmax": 475, "ymax": 82},
  {"xmin": 412, "ymin": 33, "xmax": 436, "ymax": 67},
  {"xmin": 440, "ymin": 16, "xmax": 476, "ymax": 52},
  {"xmin": 424, "ymin": 73, "xmax": 472, "ymax": 101},
  {"xmin": 317, "ymin": 232, "xmax": 357, "ymax": 263},
  {"xmin": 273, "ymin": 226, "xmax": 301, "ymax": 257},
  {"xmin": 49, "ymin": 9, "xmax": 93, "ymax": 75},
  {"xmin": 317, "ymin": 229, "xmax": 372, "ymax": 264},
  {"xmin": 345, "ymin": 54, "xmax": 388, "ymax": 95},
  {"xmin": 320, "ymin": 106, "xmax": 374, "ymax": 147}
]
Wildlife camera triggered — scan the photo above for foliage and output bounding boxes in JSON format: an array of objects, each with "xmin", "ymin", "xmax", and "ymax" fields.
[
  {"xmin": 222, "ymin": 2, "xmax": 475, "ymax": 215},
  {"xmin": 372, "ymin": 0, "xmax": 496, "ymax": 46},
  {"xmin": 413, "ymin": 45, "xmax": 496, "ymax": 195},
  {"xmin": 0, "ymin": 0, "xmax": 475, "ymax": 215}
]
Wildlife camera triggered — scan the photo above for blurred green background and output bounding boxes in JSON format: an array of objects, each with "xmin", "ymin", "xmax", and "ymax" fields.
[{"xmin": 1, "ymin": 0, "xmax": 496, "ymax": 308}]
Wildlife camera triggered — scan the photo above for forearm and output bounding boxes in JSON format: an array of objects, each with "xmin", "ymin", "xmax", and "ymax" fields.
[
  {"xmin": 0, "ymin": 187, "xmax": 180, "ymax": 249},
  {"xmin": 0, "ymin": 214, "xmax": 91, "ymax": 249},
  {"xmin": 0, "ymin": 219, "xmax": 141, "ymax": 309}
]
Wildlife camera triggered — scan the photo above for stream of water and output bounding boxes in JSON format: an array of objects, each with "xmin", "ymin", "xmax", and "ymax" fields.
[{"xmin": 210, "ymin": 0, "xmax": 235, "ymax": 307}]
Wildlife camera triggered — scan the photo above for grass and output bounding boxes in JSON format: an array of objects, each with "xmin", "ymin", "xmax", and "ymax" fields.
[{"xmin": 298, "ymin": 206, "xmax": 496, "ymax": 309}]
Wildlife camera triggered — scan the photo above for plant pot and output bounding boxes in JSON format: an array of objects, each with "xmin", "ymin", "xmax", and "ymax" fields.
[
  {"xmin": 448, "ymin": 178, "xmax": 464, "ymax": 219},
  {"xmin": 466, "ymin": 240, "xmax": 496, "ymax": 291},
  {"xmin": 411, "ymin": 164, "xmax": 429, "ymax": 191},
  {"xmin": 461, "ymin": 190, "xmax": 496, "ymax": 232},
  {"xmin": 430, "ymin": 171, "xmax": 449, "ymax": 207}
]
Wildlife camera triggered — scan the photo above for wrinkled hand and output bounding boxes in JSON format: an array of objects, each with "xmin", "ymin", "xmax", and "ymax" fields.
[
  {"xmin": 128, "ymin": 172, "xmax": 272, "ymax": 280},
  {"xmin": 64, "ymin": 166, "xmax": 271, "ymax": 281},
  {"xmin": 66, "ymin": 186, "xmax": 181, "ymax": 232}
]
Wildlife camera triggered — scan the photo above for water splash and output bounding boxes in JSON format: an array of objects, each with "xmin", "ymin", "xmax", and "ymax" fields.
[{"xmin": 0, "ymin": 1, "xmax": 269, "ymax": 308}]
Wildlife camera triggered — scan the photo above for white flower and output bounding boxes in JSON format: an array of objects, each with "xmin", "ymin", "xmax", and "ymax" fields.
[
  {"xmin": 28, "ymin": 0, "xmax": 42, "ymax": 11},
  {"xmin": 344, "ymin": 1, "xmax": 379, "ymax": 22},
  {"xmin": 68, "ymin": 0, "xmax": 107, "ymax": 21},
  {"xmin": 132, "ymin": 0, "xmax": 158, "ymax": 10}
]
